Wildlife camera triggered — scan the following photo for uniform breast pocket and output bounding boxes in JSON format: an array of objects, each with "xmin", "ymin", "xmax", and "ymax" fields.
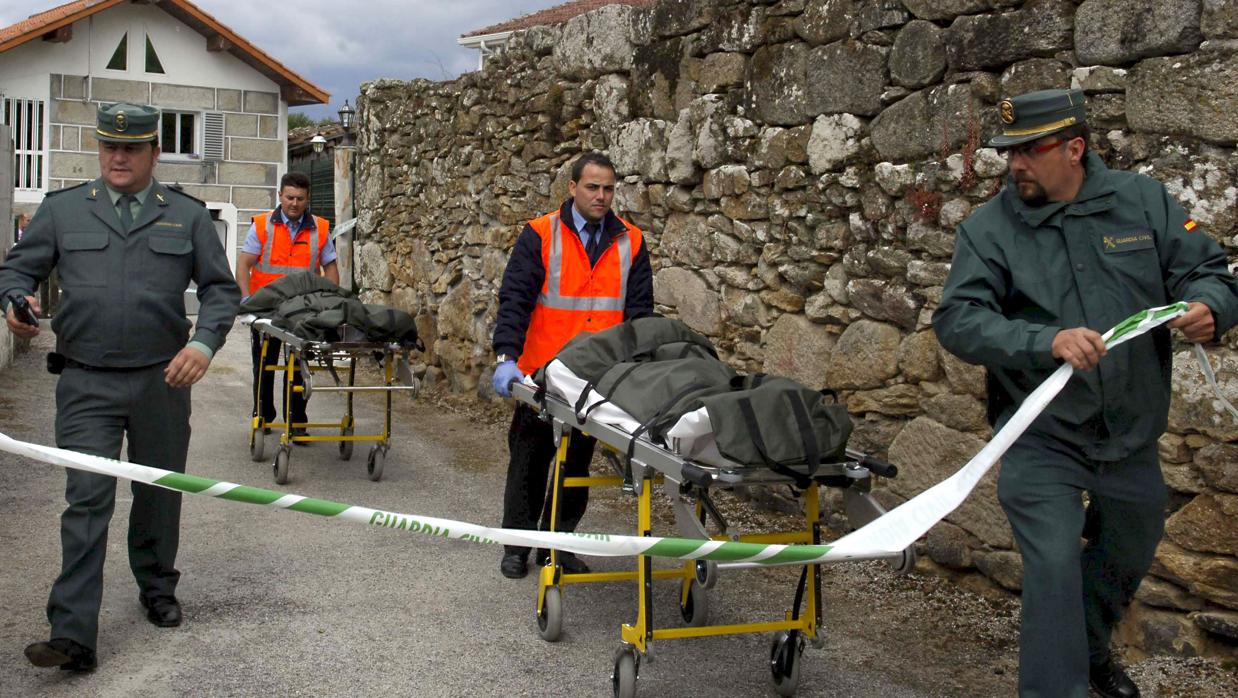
[
  {"xmin": 1101, "ymin": 230, "xmax": 1164, "ymax": 300},
  {"xmin": 59, "ymin": 231, "xmax": 111, "ymax": 287},
  {"xmin": 146, "ymin": 233, "xmax": 195, "ymax": 291}
]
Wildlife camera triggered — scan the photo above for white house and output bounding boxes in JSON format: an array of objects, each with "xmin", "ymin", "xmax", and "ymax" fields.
[{"xmin": 0, "ymin": 0, "xmax": 329, "ymax": 269}]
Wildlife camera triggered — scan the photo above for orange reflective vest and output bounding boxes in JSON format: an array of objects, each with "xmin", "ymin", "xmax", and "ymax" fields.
[
  {"xmin": 518, "ymin": 211, "xmax": 642, "ymax": 376},
  {"xmin": 248, "ymin": 212, "xmax": 331, "ymax": 293}
]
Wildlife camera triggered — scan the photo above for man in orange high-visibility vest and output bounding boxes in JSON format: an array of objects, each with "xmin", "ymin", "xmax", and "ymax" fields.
[
  {"xmin": 491, "ymin": 152, "xmax": 653, "ymax": 579},
  {"xmin": 236, "ymin": 172, "xmax": 339, "ymax": 439}
]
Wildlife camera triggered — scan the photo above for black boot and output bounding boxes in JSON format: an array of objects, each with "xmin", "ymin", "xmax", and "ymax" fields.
[
  {"xmin": 1089, "ymin": 659, "xmax": 1140, "ymax": 698},
  {"xmin": 25, "ymin": 638, "xmax": 97, "ymax": 672}
]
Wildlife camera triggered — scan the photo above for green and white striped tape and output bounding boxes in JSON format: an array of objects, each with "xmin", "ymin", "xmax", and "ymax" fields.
[{"xmin": 0, "ymin": 302, "xmax": 1226, "ymax": 568}]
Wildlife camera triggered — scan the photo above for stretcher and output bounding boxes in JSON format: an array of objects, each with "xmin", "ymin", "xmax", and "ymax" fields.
[
  {"xmin": 511, "ymin": 380, "xmax": 916, "ymax": 698},
  {"xmin": 241, "ymin": 315, "xmax": 419, "ymax": 484}
]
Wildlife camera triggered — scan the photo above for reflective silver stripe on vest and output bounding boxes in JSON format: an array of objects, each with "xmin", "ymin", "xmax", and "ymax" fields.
[
  {"xmin": 537, "ymin": 214, "xmax": 631, "ymax": 312},
  {"xmin": 256, "ymin": 215, "xmax": 322, "ymax": 275}
]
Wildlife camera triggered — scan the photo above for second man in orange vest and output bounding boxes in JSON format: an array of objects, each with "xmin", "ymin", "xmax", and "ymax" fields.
[
  {"xmin": 236, "ymin": 171, "xmax": 339, "ymax": 439},
  {"xmin": 492, "ymin": 152, "xmax": 653, "ymax": 579}
]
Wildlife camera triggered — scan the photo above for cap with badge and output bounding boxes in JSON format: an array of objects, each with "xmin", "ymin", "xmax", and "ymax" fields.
[
  {"xmin": 989, "ymin": 88, "xmax": 1087, "ymax": 148},
  {"xmin": 96, "ymin": 102, "xmax": 159, "ymax": 144}
]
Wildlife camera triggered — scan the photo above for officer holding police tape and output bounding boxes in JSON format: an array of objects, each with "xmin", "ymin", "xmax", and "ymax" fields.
[
  {"xmin": 933, "ymin": 89, "xmax": 1238, "ymax": 698},
  {"xmin": 0, "ymin": 103, "xmax": 239, "ymax": 671}
]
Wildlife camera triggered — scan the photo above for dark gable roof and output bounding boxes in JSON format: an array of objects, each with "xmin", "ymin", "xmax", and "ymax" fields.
[
  {"xmin": 462, "ymin": 0, "xmax": 656, "ymax": 38},
  {"xmin": 0, "ymin": 0, "xmax": 328, "ymax": 106}
]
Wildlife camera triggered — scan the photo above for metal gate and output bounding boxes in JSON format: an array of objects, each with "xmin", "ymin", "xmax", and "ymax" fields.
[{"xmin": 291, "ymin": 158, "xmax": 335, "ymax": 226}]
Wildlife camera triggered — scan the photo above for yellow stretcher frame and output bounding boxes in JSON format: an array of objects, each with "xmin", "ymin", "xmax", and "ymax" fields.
[
  {"xmin": 243, "ymin": 317, "xmax": 419, "ymax": 485},
  {"xmin": 514, "ymin": 382, "xmax": 914, "ymax": 698}
]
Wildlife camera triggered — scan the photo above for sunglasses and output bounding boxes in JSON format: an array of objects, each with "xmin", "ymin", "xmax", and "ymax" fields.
[{"xmin": 997, "ymin": 138, "xmax": 1071, "ymax": 160}]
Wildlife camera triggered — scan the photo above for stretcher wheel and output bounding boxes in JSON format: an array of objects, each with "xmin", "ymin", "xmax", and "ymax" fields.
[
  {"xmin": 367, "ymin": 445, "xmax": 385, "ymax": 482},
  {"xmin": 249, "ymin": 428, "xmax": 266, "ymax": 462},
  {"xmin": 770, "ymin": 631, "xmax": 802, "ymax": 697},
  {"xmin": 338, "ymin": 425, "xmax": 354, "ymax": 461},
  {"xmin": 888, "ymin": 546, "xmax": 916, "ymax": 575},
  {"xmin": 537, "ymin": 587, "xmax": 563, "ymax": 642},
  {"xmin": 680, "ymin": 579, "xmax": 709, "ymax": 627},
  {"xmin": 695, "ymin": 560, "xmax": 718, "ymax": 590},
  {"xmin": 273, "ymin": 446, "xmax": 291, "ymax": 485},
  {"xmin": 611, "ymin": 647, "xmax": 638, "ymax": 698}
]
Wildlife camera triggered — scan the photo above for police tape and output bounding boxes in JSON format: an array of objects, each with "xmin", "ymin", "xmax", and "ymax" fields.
[{"xmin": 0, "ymin": 302, "xmax": 1226, "ymax": 568}]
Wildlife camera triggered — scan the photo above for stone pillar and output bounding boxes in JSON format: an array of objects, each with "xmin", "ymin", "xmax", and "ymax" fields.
[{"xmin": 333, "ymin": 143, "xmax": 357, "ymax": 291}]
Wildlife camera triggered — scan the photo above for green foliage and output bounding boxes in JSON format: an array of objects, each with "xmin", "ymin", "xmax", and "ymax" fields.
[{"xmin": 288, "ymin": 112, "xmax": 315, "ymax": 130}]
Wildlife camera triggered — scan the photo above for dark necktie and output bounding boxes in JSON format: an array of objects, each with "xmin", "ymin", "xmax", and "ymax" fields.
[
  {"xmin": 584, "ymin": 221, "xmax": 602, "ymax": 264},
  {"xmin": 118, "ymin": 194, "xmax": 136, "ymax": 232}
]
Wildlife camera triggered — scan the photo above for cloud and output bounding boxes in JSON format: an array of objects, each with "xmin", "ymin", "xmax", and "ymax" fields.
[{"xmin": 0, "ymin": 0, "xmax": 564, "ymax": 118}]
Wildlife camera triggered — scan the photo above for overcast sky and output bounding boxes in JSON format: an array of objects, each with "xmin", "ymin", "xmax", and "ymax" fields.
[{"xmin": 0, "ymin": 0, "xmax": 568, "ymax": 119}]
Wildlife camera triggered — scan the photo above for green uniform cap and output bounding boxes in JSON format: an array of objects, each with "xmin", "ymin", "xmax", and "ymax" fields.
[
  {"xmin": 96, "ymin": 102, "xmax": 159, "ymax": 144},
  {"xmin": 989, "ymin": 88, "xmax": 1087, "ymax": 148}
]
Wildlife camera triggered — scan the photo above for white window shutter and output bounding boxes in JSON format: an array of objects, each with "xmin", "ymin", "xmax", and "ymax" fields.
[{"xmin": 202, "ymin": 112, "xmax": 224, "ymax": 161}]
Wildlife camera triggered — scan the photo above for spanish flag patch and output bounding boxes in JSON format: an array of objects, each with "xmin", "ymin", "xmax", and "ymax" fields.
[{"xmin": 1184, "ymin": 219, "xmax": 1198, "ymax": 232}]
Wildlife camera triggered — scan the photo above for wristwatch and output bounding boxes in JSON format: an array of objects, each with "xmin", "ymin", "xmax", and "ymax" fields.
[{"xmin": 496, "ymin": 353, "xmax": 513, "ymax": 365}]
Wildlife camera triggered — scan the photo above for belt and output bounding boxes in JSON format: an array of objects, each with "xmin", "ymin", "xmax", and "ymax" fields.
[{"xmin": 63, "ymin": 358, "xmax": 158, "ymax": 372}]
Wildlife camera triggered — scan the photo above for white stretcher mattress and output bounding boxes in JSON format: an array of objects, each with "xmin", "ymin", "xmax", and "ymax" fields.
[{"xmin": 537, "ymin": 360, "xmax": 730, "ymax": 467}]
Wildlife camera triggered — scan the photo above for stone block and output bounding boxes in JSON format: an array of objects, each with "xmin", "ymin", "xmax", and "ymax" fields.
[
  {"xmin": 974, "ymin": 550, "xmax": 1023, "ymax": 591},
  {"xmin": 650, "ymin": 0, "xmax": 714, "ymax": 39},
  {"xmin": 806, "ymin": 41, "xmax": 887, "ymax": 117},
  {"xmin": 52, "ymin": 99, "xmax": 96, "ymax": 126},
  {"xmin": 826, "ymin": 319, "xmax": 900, "ymax": 389},
  {"xmin": 888, "ymin": 417, "xmax": 1011, "ymax": 548},
  {"xmin": 923, "ymin": 521, "xmax": 975, "ymax": 569},
  {"xmin": 62, "ymin": 74, "xmax": 86, "ymax": 100},
  {"xmin": 48, "ymin": 125, "xmax": 62, "ymax": 151},
  {"xmin": 699, "ymin": 52, "xmax": 747, "ymax": 93},
  {"xmin": 1000, "ymin": 58, "xmax": 1071, "ymax": 98},
  {"xmin": 50, "ymin": 151, "xmax": 101, "ymax": 179},
  {"xmin": 152, "ymin": 83, "xmax": 216, "ymax": 110},
  {"xmin": 807, "ymin": 114, "xmax": 863, "ymax": 174},
  {"xmin": 795, "ymin": 0, "xmax": 858, "ymax": 46},
  {"xmin": 1128, "ymin": 52, "xmax": 1238, "ymax": 144},
  {"xmin": 1194, "ymin": 443, "xmax": 1238, "ymax": 493},
  {"xmin": 225, "ymin": 114, "xmax": 258, "ymax": 138},
  {"xmin": 924, "ymin": 393, "xmax": 988, "ymax": 434},
  {"xmin": 610, "ymin": 119, "xmax": 669, "ymax": 181},
  {"xmin": 81, "ymin": 128, "xmax": 98, "ymax": 152},
  {"xmin": 1152, "ymin": 540, "xmax": 1238, "ymax": 609},
  {"xmin": 945, "ymin": 0, "xmax": 1076, "ymax": 72},
  {"xmin": 259, "ymin": 116, "xmax": 278, "ymax": 139},
  {"xmin": 1072, "ymin": 66, "xmax": 1129, "ymax": 93},
  {"xmin": 49, "ymin": 74, "xmax": 61, "ymax": 99},
  {"xmin": 764, "ymin": 313, "xmax": 837, "ymax": 390},
  {"xmin": 902, "ymin": 0, "xmax": 987, "ymax": 21},
  {"xmin": 871, "ymin": 83, "xmax": 986, "ymax": 162},
  {"xmin": 654, "ymin": 267, "xmax": 722, "ymax": 335},
  {"xmin": 1165, "ymin": 493, "xmax": 1238, "ymax": 555},
  {"xmin": 61, "ymin": 126, "xmax": 79, "ymax": 152},
  {"xmin": 890, "ymin": 20, "xmax": 947, "ymax": 89},
  {"xmin": 91, "ymin": 77, "xmax": 150, "ymax": 104},
  {"xmin": 231, "ymin": 186, "xmax": 276, "ymax": 211},
  {"xmin": 229, "ymin": 137, "xmax": 284, "ymax": 163},
  {"xmin": 848, "ymin": 384, "xmax": 922, "ymax": 416},
  {"xmin": 1203, "ymin": 0, "xmax": 1238, "ymax": 40},
  {"xmin": 553, "ymin": 4, "xmax": 638, "ymax": 79},
  {"xmin": 1075, "ymin": 0, "xmax": 1203, "ymax": 65},
  {"xmin": 631, "ymin": 37, "xmax": 682, "ymax": 120},
  {"xmin": 217, "ymin": 88, "xmax": 242, "ymax": 112},
  {"xmin": 174, "ymin": 184, "xmax": 231, "ymax": 203},
  {"xmin": 243, "ymin": 90, "xmax": 278, "ymax": 114},
  {"xmin": 154, "ymin": 161, "xmax": 212, "ymax": 185},
  {"xmin": 1136, "ymin": 576, "xmax": 1206, "ymax": 611},
  {"xmin": 699, "ymin": 3, "xmax": 766, "ymax": 53},
  {"xmin": 746, "ymin": 42, "xmax": 808, "ymax": 125},
  {"xmin": 846, "ymin": 279, "xmax": 920, "ymax": 329},
  {"xmin": 219, "ymin": 162, "xmax": 277, "ymax": 186}
]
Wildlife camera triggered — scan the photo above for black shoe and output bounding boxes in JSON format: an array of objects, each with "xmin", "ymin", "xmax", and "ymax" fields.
[
  {"xmin": 139, "ymin": 595, "xmax": 183, "ymax": 628},
  {"xmin": 536, "ymin": 549, "xmax": 591, "ymax": 574},
  {"xmin": 24, "ymin": 638, "xmax": 96, "ymax": 672},
  {"xmin": 290, "ymin": 426, "xmax": 310, "ymax": 445},
  {"xmin": 500, "ymin": 552, "xmax": 528, "ymax": 579},
  {"xmin": 1090, "ymin": 659, "xmax": 1140, "ymax": 698}
]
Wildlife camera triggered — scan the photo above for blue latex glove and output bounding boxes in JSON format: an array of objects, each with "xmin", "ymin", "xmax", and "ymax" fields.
[{"xmin": 492, "ymin": 360, "xmax": 524, "ymax": 398}]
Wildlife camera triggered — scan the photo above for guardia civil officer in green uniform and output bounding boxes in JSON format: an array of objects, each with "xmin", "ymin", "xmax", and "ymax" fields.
[
  {"xmin": 0, "ymin": 103, "xmax": 240, "ymax": 671},
  {"xmin": 933, "ymin": 89, "xmax": 1238, "ymax": 698}
]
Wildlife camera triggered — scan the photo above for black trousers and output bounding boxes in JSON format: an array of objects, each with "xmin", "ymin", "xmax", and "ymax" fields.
[
  {"xmin": 250, "ymin": 328, "xmax": 307, "ymax": 424},
  {"xmin": 500, "ymin": 402, "xmax": 596, "ymax": 556},
  {"xmin": 998, "ymin": 431, "xmax": 1166, "ymax": 698},
  {"xmin": 48, "ymin": 364, "xmax": 191, "ymax": 650}
]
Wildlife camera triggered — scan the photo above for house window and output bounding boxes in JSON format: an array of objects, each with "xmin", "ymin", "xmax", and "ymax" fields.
[
  {"xmin": 4, "ymin": 98, "xmax": 46, "ymax": 191},
  {"xmin": 106, "ymin": 32, "xmax": 127, "ymax": 70},
  {"xmin": 145, "ymin": 35, "xmax": 165, "ymax": 74},
  {"xmin": 161, "ymin": 111, "xmax": 197, "ymax": 156}
]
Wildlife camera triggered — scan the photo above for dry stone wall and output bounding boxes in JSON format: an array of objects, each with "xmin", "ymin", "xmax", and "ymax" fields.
[{"xmin": 356, "ymin": 0, "xmax": 1238, "ymax": 660}]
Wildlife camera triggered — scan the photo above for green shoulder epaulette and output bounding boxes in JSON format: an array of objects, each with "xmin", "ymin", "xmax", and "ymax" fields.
[
  {"xmin": 43, "ymin": 181, "xmax": 90, "ymax": 198},
  {"xmin": 164, "ymin": 183, "xmax": 207, "ymax": 207}
]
